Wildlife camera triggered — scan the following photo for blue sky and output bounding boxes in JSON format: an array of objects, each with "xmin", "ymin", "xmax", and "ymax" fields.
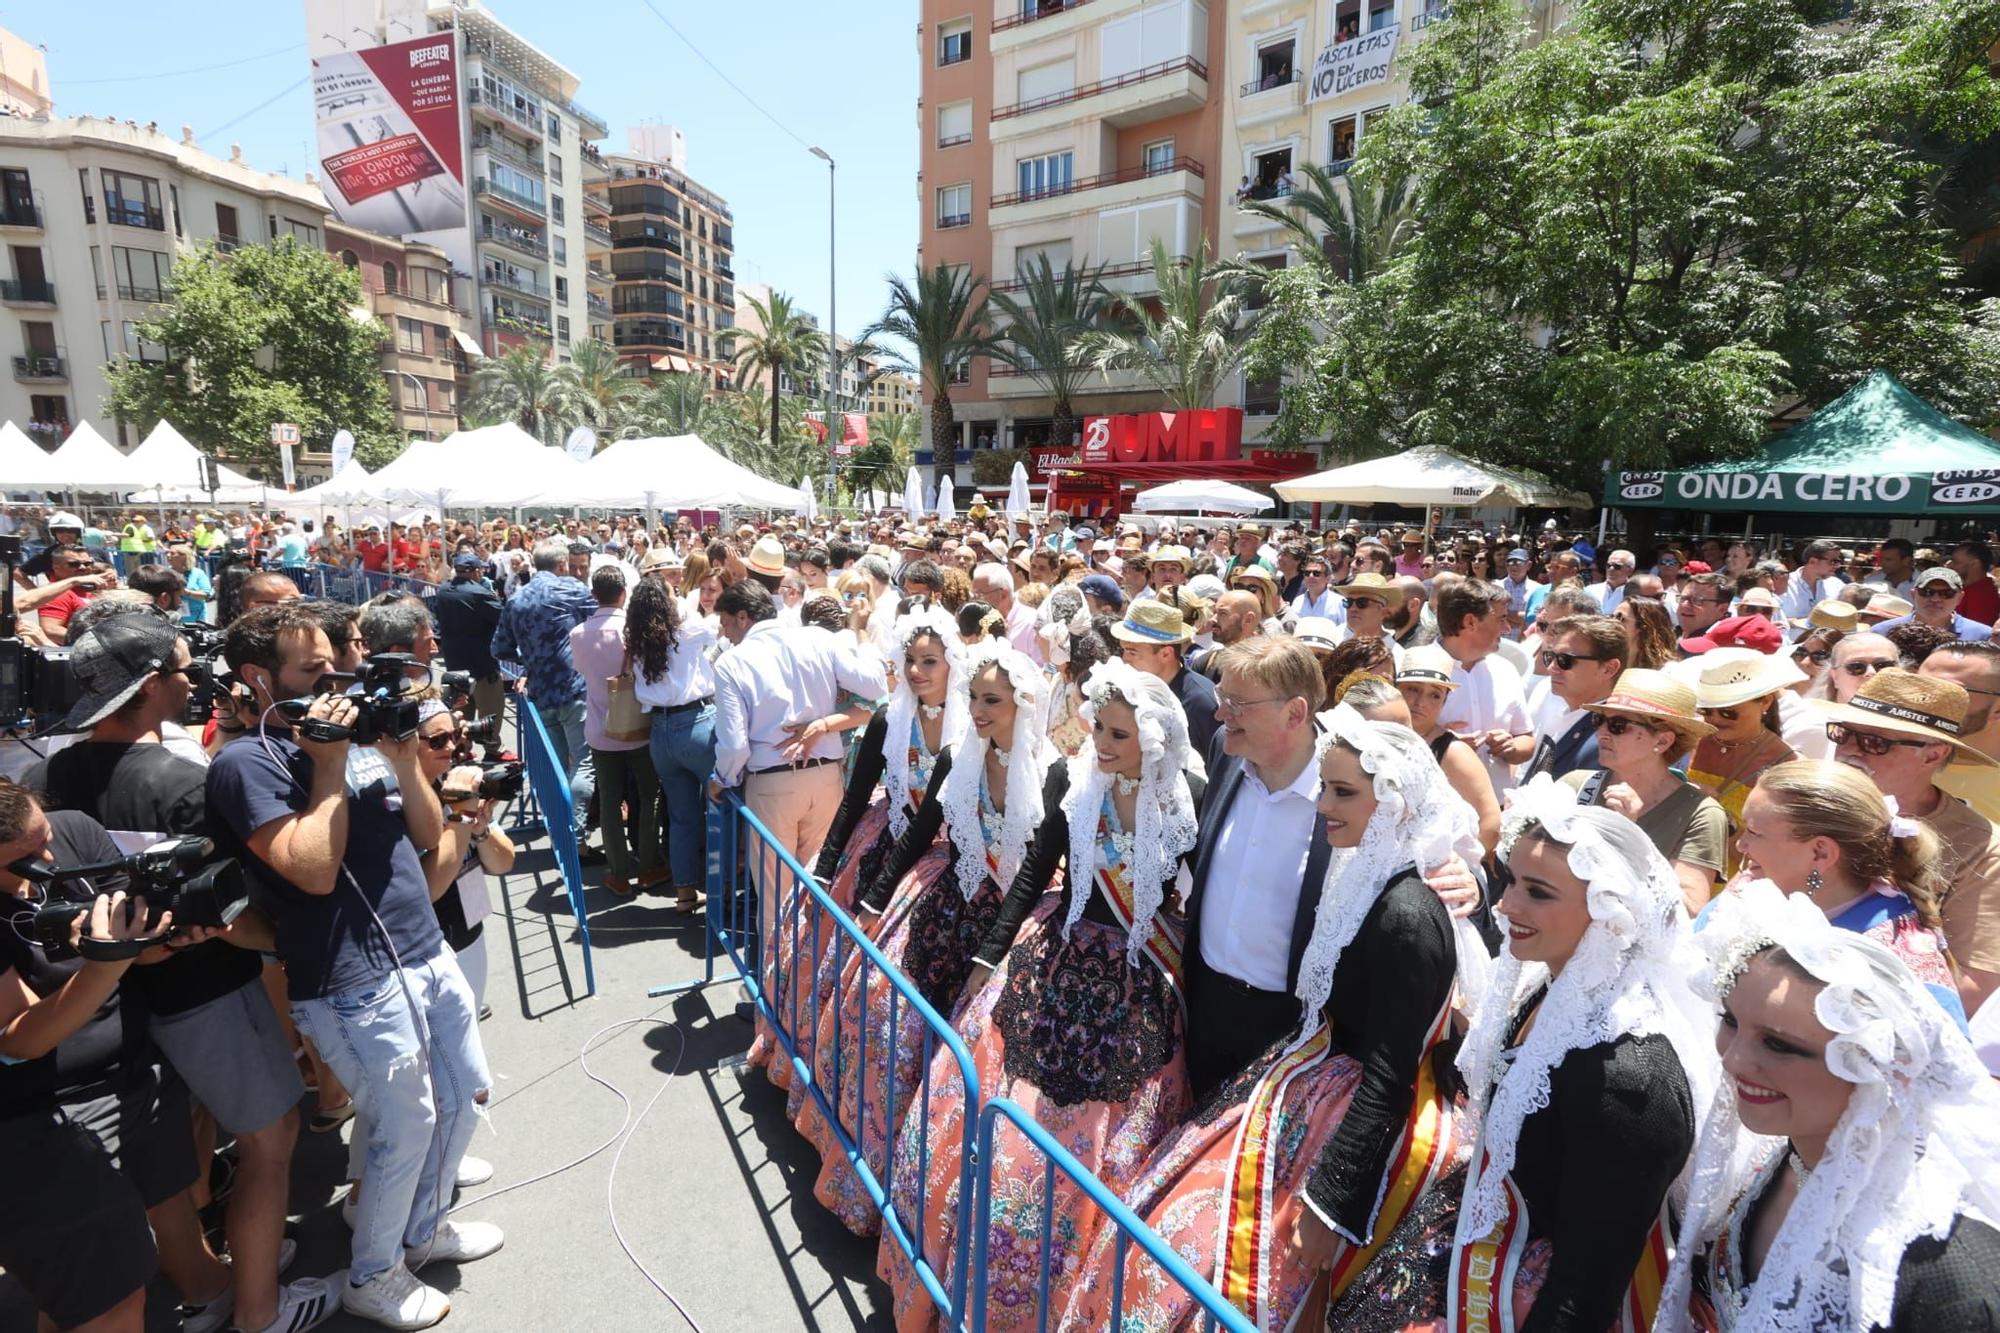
[{"xmin": 20, "ymin": 0, "xmax": 917, "ymax": 342}]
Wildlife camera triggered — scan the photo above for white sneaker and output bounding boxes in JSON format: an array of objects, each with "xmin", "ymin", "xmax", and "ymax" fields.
[
  {"xmin": 221, "ymin": 1236, "xmax": 298, "ymax": 1276},
  {"xmin": 404, "ymin": 1218, "xmax": 505, "ymax": 1269},
  {"xmin": 340, "ymin": 1263, "xmax": 448, "ymax": 1330},
  {"xmin": 232, "ymin": 1276, "xmax": 338, "ymax": 1333},
  {"xmin": 180, "ymin": 1286, "xmax": 234, "ymax": 1333},
  {"xmin": 454, "ymin": 1154, "xmax": 494, "ymax": 1188}
]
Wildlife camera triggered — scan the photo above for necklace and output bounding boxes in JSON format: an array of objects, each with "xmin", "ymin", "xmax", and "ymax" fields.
[
  {"xmin": 1786, "ymin": 1148, "xmax": 1811, "ymax": 1187},
  {"xmin": 1113, "ymin": 772, "xmax": 1140, "ymax": 796},
  {"xmin": 993, "ymin": 744, "xmax": 1011, "ymax": 768},
  {"xmin": 919, "ymin": 703, "xmax": 942, "ymax": 721}
]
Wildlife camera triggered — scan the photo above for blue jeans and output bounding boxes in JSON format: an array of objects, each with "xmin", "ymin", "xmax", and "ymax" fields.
[
  {"xmin": 292, "ymin": 949, "xmax": 490, "ymax": 1284},
  {"xmin": 649, "ymin": 703, "xmax": 716, "ymax": 888},
  {"xmin": 536, "ymin": 698, "xmax": 596, "ymax": 835}
]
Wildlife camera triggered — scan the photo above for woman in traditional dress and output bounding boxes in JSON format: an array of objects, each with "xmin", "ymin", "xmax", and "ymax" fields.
[
  {"xmin": 1660, "ymin": 883, "xmax": 2000, "ymax": 1331},
  {"xmin": 1326, "ymin": 774, "xmax": 1719, "ymax": 1332},
  {"xmin": 793, "ymin": 641, "xmax": 1054, "ymax": 1233},
  {"xmin": 1069, "ymin": 706, "xmax": 1471, "ymax": 1330},
  {"xmin": 876, "ymin": 661, "xmax": 1203, "ymax": 1332}
]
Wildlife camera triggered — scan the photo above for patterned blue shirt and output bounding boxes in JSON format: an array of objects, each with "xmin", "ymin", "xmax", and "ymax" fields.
[{"xmin": 490, "ymin": 570, "xmax": 597, "ymax": 707}]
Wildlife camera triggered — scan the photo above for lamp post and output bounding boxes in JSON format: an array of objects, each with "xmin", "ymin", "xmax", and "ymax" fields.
[{"xmin": 809, "ymin": 145, "xmax": 836, "ymax": 505}]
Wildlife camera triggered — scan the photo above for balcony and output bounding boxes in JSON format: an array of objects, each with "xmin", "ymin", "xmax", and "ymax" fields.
[
  {"xmin": 991, "ymin": 57, "xmax": 1208, "ymax": 135},
  {"xmin": 585, "ymin": 265, "xmax": 613, "ymax": 287},
  {"xmin": 993, "ymin": 0, "xmax": 1091, "ymax": 32},
  {"xmin": 482, "ymin": 268, "xmax": 551, "ymax": 301},
  {"xmin": 714, "ymin": 260, "xmax": 734, "ymax": 279},
  {"xmin": 13, "ymin": 355, "xmax": 65, "ymax": 382},
  {"xmin": 117, "ymin": 282, "xmax": 167, "ymax": 303},
  {"xmin": 1240, "ymin": 69, "xmax": 1301, "ymax": 97},
  {"xmin": 472, "ymin": 131, "xmax": 545, "ymax": 179},
  {"xmin": 937, "ymin": 212, "xmax": 972, "ymax": 229},
  {"xmin": 584, "ymin": 220, "xmax": 613, "ymax": 250},
  {"xmin": 992, "ymin": 254, "xmax": 1187, "ymax": 295},
  {"xmin": 1410, "ymin": 4, "xmax": 1449, "ymax": 28},
  {"xmin": 475, "ymin": 176, "xmax": 546, "ymax": 222},
  {"xmin": 468, "ymin": 86, "xmax": 545, "ymax": 139},
  {"xmin": 484, "ymin": 308, "xmax": 552, "ymax": 340},
  {"xmin": 583, "ymin": 189, "xmax": 610, "ymax": 218},
  {"xmin": 0, "ymin": 201, "xmax": 40, "ymax": 230},
  {"xmin": 990, "ymin": 155, "xmax": 1204, "ymax": 208},
  {"xmin": 479, "ymin": 218, "xmax": 549, "ymax": 260},
  {"xmin": 0, "ymin": 279, "xmax": 55, "ymax": 305},
  {"xmin": 565, "ymin": 97, "xmax": 608, "ymax": 138},
  {"xmin": 587, "ymin": 293, "xmax": 611, "ymax": 318},
  {"xmin": 986, "ymin": 361, "xmax": 1151, "ymax": 397},
  {"xmin": 214, "ymin": 235, "xmax": 244, "ymax": 254},
  {"xmin": 938, "ymin": 133, "xmax": 973, "ymax": 149}
]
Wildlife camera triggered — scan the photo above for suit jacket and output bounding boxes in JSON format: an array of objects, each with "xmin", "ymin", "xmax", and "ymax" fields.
[
  {"xmin": 1182, "ymin": 728, "xmax": 1333, "ymax": 997},
  {"xmin": 1522, "ymin": 709, "xmax": 1600, "ymax": 783},
  {"xmin": 431, "ymin": 577, "xmax": 504, "ymax": 678}
]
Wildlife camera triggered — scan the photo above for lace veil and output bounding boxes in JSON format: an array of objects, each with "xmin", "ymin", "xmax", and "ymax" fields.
[
  {"xmin": 1454, "ymin": 774, "xmax": 1721, "ymax": 1243},
  {"xmin": 1658, "ymin": 882, "xmax": 2000, "ymax": 1332},
  {"xmin": 880, "ymin": 605, "xmax": 966, "ymax": 837},
  {"xmin": 1290, "ymin": 705, "xmax": 1476, "ymax": 1037},
  {"xmin": 1058, "ymin": 660, "xmax": 1204, "ymax": 961},
  {"xmin": 937, "ymin": 641, "xmax": 1053, "ymax": 900}
]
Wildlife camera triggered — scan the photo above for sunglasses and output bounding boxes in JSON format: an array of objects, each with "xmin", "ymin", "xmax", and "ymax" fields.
[
  {"xmin": 1304, "ymin": 568, "xmax": 1328, "ymax": 578},
  {"xmin": 1341, "ymin": 596, "xmax": 1383, "ymax": 611},
  {"xmin": 1536, "ymin": 649, "xmax": 1611, "ymax": 670},
  {"xmin": 1590, "ymin": 715, "xmax": 1659, "ymax": 737},
  {"xmin": 1825, "ymin": 722, "xmax": 1934, "ymax": 756},
  {"xmin": 420, "ymin": 732, "xmax": 458, "ymax": 752},
  {"xmin": 1918, "ymin": 586, "xmax": 1957, "ymax": 599},
  {"xmin": 1802, "ymin": 648, "xmax": 1833, "ymax": 665},
  {"xmin": 1699, "ymin": 704, "xmax": 1746, "ymax": 722},
  {"xmin": 1840, "ymin": 659, "xmax": 1894, "ymax": 678}
]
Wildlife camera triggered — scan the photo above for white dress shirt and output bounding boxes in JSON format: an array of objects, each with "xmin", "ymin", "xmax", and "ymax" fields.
[
  {"xmin": 1199, "ymin": 756, "xmax": 1320, "ymax": 991},
  {"xmin": 1439, "ymin": 653, "xmax": 1533, "ymax": 795},
  {"xmin": 1779, "ymin": 570, "xmax": 1843, "ymax": 623},
  {"xmin": 631, "ymin": 618, "xmax": 719, "ymax": 710},
  {"xmin": 712, "ymin": 620, "xmax": 889, "ymax": 785},
  {"xmin": 1290, "ymin": 587, "xmax": 1343, "ymax": 622},
  {"xmin": 1583, "ymin": 580, "xmax": 1628, "ymax": 614}
]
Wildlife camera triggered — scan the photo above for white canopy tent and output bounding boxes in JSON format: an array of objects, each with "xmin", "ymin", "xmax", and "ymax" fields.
[
  {"xmin": 554, "ymin": 434, "xmax": 802, "ymax": 512},
  {"xmin": 1131, "ymin": 478, "xmax": 1274, "ymax": 514},
  {"xmin": 1272, "ymin": 445, "xmax": 1590, "ymax": 509},
  {"xmin": 123, "ymin": 421, "xmax": 273, "ymax": 503},
  {"xmin": 356, "ymin": 423, "xmax": 580, "ymax": 510},
  {"xmin": 38, "ymin": 423, "xmax": 142, "ymax": 492},
  {"xmin": 0, "ymin": 421, "xmax": 64, "ymax": 492},
  {"xmin": 287, "ymin": 461, "xmax": 374, "ymax": 508}
]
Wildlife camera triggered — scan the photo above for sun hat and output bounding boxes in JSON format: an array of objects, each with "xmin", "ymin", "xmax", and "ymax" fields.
[
  {"xmin": 639, "ymin": 545, "xmax": 682, "ymax": 573},
  {"xmin": 1582, "ymin": 668, "xmax": 1714, "ymax": 740},
  {"xmin": 1187, "ymin": 574, "xmax": 1226, "ymax": 601},
  {"xmin": 1859, "ymin": 592, "xmax": 1913, "ymax": 623},
  {"xmin": 64, "ymin": 613, "xmax": 181, "ymax": 732},
  {"xmin": 1693, "ymin": 647, "xmax": 1809, "ymax": 710},
  {"xmin": 1109, "ymin": 599, "xmax": 1193, "ymax": 646},
  {"xmin": 1399, "ymin": 532, "xmax": 1425, "ymax": 547},
  {"xmin": 1814, "ymin": 667, "xmax": 1997, "ymax": 767},
  {"xmin": 747, "ymin": 536, "xmax": 787, "ymax": 578},
  {"xmin": 1236, "ymin": 523, "xmax": 1263, "ymax": 539},
  {"xmin": 1797, "ymin": 599, "xmax": 1859, "ymax": 635},
  {"xmin": 1151, "ymin": 544, "xmax": 1192, "ymax": 567},
  {"xmin": 1292, "ymin": 617, "xmax": 1341, "ymax": 651},
  {"xmin": 1395, "ymin": 643, "xmax": 1459, "ymax": 689},
  {"xmin": 1330, "ymin": 571, "xmax": 1407, "ymax": 609},
  {"xmin": 1679, "ymin": 613, "xmax": 1785, "ymax": 656},
  {"xmin": 1738, "ymin": 586, "xmax": 1782, "ymax": 613}
]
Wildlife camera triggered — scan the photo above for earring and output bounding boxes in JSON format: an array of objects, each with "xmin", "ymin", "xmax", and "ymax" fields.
[{"xmin": 1805, "ymin": 866, "xmax": 1824, "ymax": 898}]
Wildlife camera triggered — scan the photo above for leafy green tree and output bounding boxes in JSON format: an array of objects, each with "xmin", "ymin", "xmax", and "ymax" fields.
[
  {"xmin": 1077, "ymin": 238, "xmax": 1255, "ymax": 410},
  {"xmin": 861, "ymin": 264, "xmax": 999, "ymax": 488},
  {"xmin": 617, "ymin": 371, "xmax": 721, "ymax": 438},
  {"xmin": 104, "ymin": 238, "xmax": 398, "ymax": 471},
  {"xmin": 464, "ymin": 343, "xmax": 587, "ymax": 445},
  {"xmin": 554, "ymin": 337, "xmax": 636, "ymax": 437},
  {"xmin": 716, "ymin": 289, "xmax": 827, "ymax": 454},
  {"xmin": 985, "ymin": 257, "xmax": 1114, "ymax": 449},
  {"xmin": 1261, "ymin": 0, "xmax": 2000, "ymax": 480}
]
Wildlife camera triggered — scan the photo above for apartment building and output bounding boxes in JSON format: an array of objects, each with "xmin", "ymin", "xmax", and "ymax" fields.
[
  {"xmin": 917, "ymin": 0, "xmax": 1228, "ymax": 482},
  {"xmin": 867, "ymin": 370, "xmax": 922, "ymax": 416},
  {"xmin": 729, "ymin": 281, "xmax": 871, "ymax": 413},
  {"xmin": 588, "ymin": 125, "xmax": 737, "ymax": 383},
  {"xmin": 327, "ymin": 218, "xmax": 475, "ymax": 442},
  {"xmin": 305, "ymin": 0, "xmax": 608, "ymax": 363},
  {"xmin": 0, "ymin": 111, "xmax": 331, "ymax": 447}
]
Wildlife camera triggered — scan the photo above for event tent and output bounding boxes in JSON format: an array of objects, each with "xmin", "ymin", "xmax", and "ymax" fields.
[
  {"xmin": 123, "ymin": 421, "xmax": 271, "ymax": 502},
  {"xmin": 357, "ymin": 423, "xmax": 579, "ymax": 509},
  {"xmin": 38, "ymin": 422, "xmax": 142, "ymax": 492},
  {"xmin": 287, "ymin": 461, "xmax": 373, "ymax": 508},
  {"xmin": 556, "ymin": 434, "xmax": 801, "ymax": 511},
  {"xmin": 1273, "ymin": 444, "xmax": 1590, "ymax": 509},
  {"xmin": 0, "ymin": 421, "xmax": 63, "ymax": 491},
  {"xmin": 1612, "ymin": 370, "xmax": 2000, "ymax": 514},
  {"xmin": 1132, "ymin": 478, "xmax": 1274, "ymax": 514}
]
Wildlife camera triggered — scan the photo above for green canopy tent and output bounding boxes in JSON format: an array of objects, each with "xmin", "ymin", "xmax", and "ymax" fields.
[{"xmin": 1613, "ymin": 370, "xmax": 2000, "ymax": 515}]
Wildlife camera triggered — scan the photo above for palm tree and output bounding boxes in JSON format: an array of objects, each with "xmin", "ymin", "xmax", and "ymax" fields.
[
  {"xmin": 617, "ymin": 372, "xmax": 719, "ymax": 439},
  {"xmin": 861, "ymin": 263, "xmax": 999, "ymax": 488},
  {"xmin": 1239, "ymin": 163, "xmax": 1418, "ymax": 284},
  {"xmin": 715, "ymin": 289, "xmax": 826, "ymax": 454},
  {"xmin": 1078, "ymin": 238, "xmax": 1255, "ymax": 411},
  {"xmin": 985, "ymin": 257, "xmax": 1113, "ymax": 449},
  {"xmin": 465, "ymin": 343, "xmax": 581, "ymax": 444},
  {"xmin": 871, "ymin": 410, "xmax": 920, "ymax": 477},
  {"xmin": 553, "ymin": 337, "xmax": 635, "ymax": 438}
]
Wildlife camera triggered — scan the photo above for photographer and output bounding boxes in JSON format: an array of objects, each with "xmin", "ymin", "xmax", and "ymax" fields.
[
  {"xmin": 24, "ymin": 611, "xmax": 326, "ymax": 1333},
  {"xmin": 412, "ymin": 701, "xmax": 515, "ymax": 1010},
  {"xmin": 0, "ymin": 783, "xmax": 261, "ymax": 1333},
  {"xmin": 207, "ymin": 604, "xmax": 498, "ymax": 1328}
]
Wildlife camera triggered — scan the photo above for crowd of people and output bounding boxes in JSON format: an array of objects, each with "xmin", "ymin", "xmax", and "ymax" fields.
[{"xmin": 7, "ymin": 497, "xmax": 2000, "ymax": 1331}]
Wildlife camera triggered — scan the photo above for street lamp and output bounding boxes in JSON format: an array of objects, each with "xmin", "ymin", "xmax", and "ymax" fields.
[{"xmin": 809, "ymin": 145, "xmax": 835, "ymax": 503}]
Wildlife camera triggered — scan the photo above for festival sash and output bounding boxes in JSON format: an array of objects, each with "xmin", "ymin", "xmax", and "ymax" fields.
[
  {"xmin": 1091, "ymin": 814, "xmax": 1185, "ymax": 998},
  {"xmin": 1216, "ymin": 996, "xmax": 1458, "ymax": 1328},
  {"xmin": 1448, "ymin": 1159, "xmax": 1672, "ymax": 1333}
]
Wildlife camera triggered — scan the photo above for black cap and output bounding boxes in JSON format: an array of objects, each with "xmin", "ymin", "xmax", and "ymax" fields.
[{"xmin": 64, "ymin": 614, "xmax": 181, "ymax": 731}]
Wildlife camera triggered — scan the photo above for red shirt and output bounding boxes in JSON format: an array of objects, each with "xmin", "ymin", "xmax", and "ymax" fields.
[
  {"xmin": 38, "ymin": 588, "xmax": 91, "ymax": 631},
  {"xmin": 390, "ymin": 538, "xmax": 419, "ymax": 571},
  {"xmin": 1960, "ymin": 574, "xmax": 2000, "ymax": 627},
  {"xmin": 357, "ymin": 540, "xmax": 389, "ymax": 573}
]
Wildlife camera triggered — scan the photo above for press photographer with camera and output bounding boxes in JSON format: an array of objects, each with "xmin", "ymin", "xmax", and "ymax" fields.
[
  {"xmin": 412, "ymin": 701, "xmax": 516, "ymax": 1011},
  {"xmin": 0, "ymin": 783, "xmax": 243, "ymax": 1333},
  {"xmin": 23, "ymin": 610, "xmax": 328, "ymax": 1333},
  {"xmin": 207, "ymin": 604, "xmax": 498, "ymax": 1329}
]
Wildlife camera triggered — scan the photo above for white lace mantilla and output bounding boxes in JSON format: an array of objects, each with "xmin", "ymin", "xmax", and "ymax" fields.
[
  {"xmin": 938, "ymin": 642, "xmax": 1052, "ymax": 900},
  {"xmin": 880, "ymin": 605, "xmax": 966, "ymax": 837}
]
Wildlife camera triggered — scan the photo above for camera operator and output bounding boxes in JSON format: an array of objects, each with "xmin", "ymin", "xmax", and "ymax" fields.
[
  {"xmin": 0, "ymin": 782, "xmax": 251, "ymax": 1333},
  {"xmin": 207, "ymin": 604, "xmax": 498, "ymax": 1328},
  {"xmin": 22, "ymin": 611, "xmax": 329, "ymax": 1333},
  {"xmin": 412, "ymin": 701, "xmax": 514, "ymax": 1012},
  {"xmin": 430, "ymin": 554, "xmax": 505, "ymax": 724}
]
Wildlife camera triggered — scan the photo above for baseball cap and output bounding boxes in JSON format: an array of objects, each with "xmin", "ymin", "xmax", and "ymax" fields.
[
  {"xmin": 1506, "ymin": 548, "xmax": 1530, "ymax": 562},
  {"xmin": 1916, "ymin": 567, "xmax": 1963, "ymax": 592},
  {"xmin": 1073, "ymin": 525, "xmax": 1098, "ymax": 541},
  {"xmin": 1078, "ymin": 573, "xmax": 1124, "ymax": 607},
  {"xmin": 64, "ymin": 614, "xmax": 182, "ymax": 731},
  {"xmin": 452, "ymin": 552, "xmax": 485, "ymax": 573},
  {"xmin": 1679, "ymin": 613, "xmax": 1784, "ymax": 656}
]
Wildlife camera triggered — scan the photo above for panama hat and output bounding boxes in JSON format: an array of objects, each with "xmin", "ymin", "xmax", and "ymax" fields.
[
  {"xmin": 1330, "ymin": 571, "xmax": 1407, "ymax": 609},
  {"xmin": 1859, "ymin": 592, "xmax": 1913, "ymax": 623},
  {"xmin": 1583, "ymin": 668, "xmax": 1714, "ymax": 740},
  {"xmin": 1109, "ymin": 599, "xmax": 1194, "ymax": 646},
  {"xmin": 1693, "ymin": 647, "xmax": 1809, "ymax": 710},
  {"xmin": 1151, "ymin": 544, "xmax": 1192, "ymax": 567},
  {"xmin": 1796, "ymin": 599, "xmax": 1859, "ymax": 635},
  {"xmin": 1814, "ymin": 667, "xmax": 1997, "ymax": 767},
  {"xmin": 747, "ymin": 535, "xmax": 787, "ymax": 578},
  {"xmin": 1395, "ymin": 643, "xmax": 1459, "ymax": 689},
  {"xmin": 1292, "ymin": 617, "xmax": 1341, "ymax": 652}
]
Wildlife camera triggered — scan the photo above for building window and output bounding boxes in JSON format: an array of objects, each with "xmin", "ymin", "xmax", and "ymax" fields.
[
  {"xmin": 29, "ymin": 394, "xmax": 68, "ymax": 430},
  {"xmin": 555, "ymin": 275, "xmax": 569, "ymax": 303},
  {"xmin": 122, "ymin": 319, "xmax": 165, "ymax": 363},
  {"xmin": 1369, "ymin": 4, "xmax": 1394, "ymax": 30},
  {"xmin": 89, "ymin": 246, "xmax": 103, "ymax": 298},
  {"xmin": 547, "ymin": 111, "xmax": 562, "ymax": 142},
  {"xmin": 111, "ymin": 246, "xmax": 171, "ymax": 302},
  {"xmin": 939, "ymin": 18, "xmax": 972, "ymax": 65},
  {"xmin": 284, "ymin": 219, "xmax": 318, "ymax": 247},
  {"xmin": 936, "ymin": 183, "xmax": 972, "ymax": 228},
  {"xmin": 382, "ymin": 261, "xmax": 398, "ymax": 294},
  {"xmin": 1250, "ymin": 145, "xmax": 1294, "ymax": 198},
  {"xmin": 216, "ymin": 203, "xmax": 241, "ymax": 249},
  {"xmin": 78, "ymin": 169, "xmax": 94, "ymax": 223},
  {"xmin": 101, "ymin": 169, "xmax": 164, "ymax": 229},
  {"xmin": 556, "ymin": 314, "xmax": 571, "ymax": 344},
  {"xmin": 553, "ymin": 236, "xmax": 568, "ymax": 264},
  {"xmin": 548, "ymin": 155, "xmax": 563, "ymax": 184},
  {"xmin": 1329, "ymin": 116, "xmax": 1358, "ymax": 167},
  {"xmin": 1143, "ymin": 138, "xmax": 1176, "ymax": 174},
  {"xmin": 168, "ymin": 185, "xmax": 182, "ymax": 237},
  {"xmin": 551, "ymin": 194, "xmax": 564, "ymax": 224},
  {"xmin": 1015, "ymin": 151, "xmax": 1074, "ymax": 199},
  {"xmin": 1253, "ymin": 38, "xmax": 1296, "ymax": 90},
  {"xmin": 339, "ymin": 249, "xmax": 358, "ymax": 269},
  {"xmin": 398, "ymin": 317, "xmax": 424, "ymax": 354}
]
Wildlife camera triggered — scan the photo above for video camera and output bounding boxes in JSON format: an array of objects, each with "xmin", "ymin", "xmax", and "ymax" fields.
[
  {"xmin": 0, "ymin": 534, "xmax": 81, "ymax": 728},
  {"xmin": 15, "ymin": 836, "xmax": 251, "ymax": 962},
  {"xmin": 179, "ymin": 621, "xmax": 241, "ymax": 728},
  {"xmin": 276, "ymin": 651, "xmax": 424, "ymax": 744},
  {"xmin": 474, "ymin": 759, "xmax": 523, "ymax": 802}
]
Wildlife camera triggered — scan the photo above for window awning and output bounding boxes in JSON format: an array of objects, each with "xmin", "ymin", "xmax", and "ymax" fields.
[{"xmin": 452, "ymin": 329, "xmax": 484, "ymax": 359}]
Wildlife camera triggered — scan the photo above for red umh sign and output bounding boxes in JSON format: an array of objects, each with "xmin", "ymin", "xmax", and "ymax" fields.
[{"xmin": 1080, "ymin": 408, "xmax": 1244, "ymax": 466}]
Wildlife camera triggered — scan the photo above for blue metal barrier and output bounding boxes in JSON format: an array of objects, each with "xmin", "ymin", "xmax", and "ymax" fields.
[{"xmin": 513, "ymin": 691, "xmax": 595, "ymax": 996}]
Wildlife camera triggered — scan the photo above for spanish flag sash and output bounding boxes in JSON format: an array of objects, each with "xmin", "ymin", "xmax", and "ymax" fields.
[
  {"xmin": 1216, "ymin": 997, "xmax": 1458, "ymax": 1328},
  {"xmin": 1448, "ymin": 1161, "xmax": 1672, "ymax": 1333},
  {"xmin": 1090, "ymin": 814, "xmax": 1185, "ymax": 997}
]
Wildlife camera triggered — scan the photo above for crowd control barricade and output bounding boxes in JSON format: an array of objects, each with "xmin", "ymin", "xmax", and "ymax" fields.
[
  {"xmin": 664, "ymin": 790, "xmax": 1253, "ymax": 1332},
  {"xmin": 510, "ymin": 691, "xmax": 595, "ymax": 996}
]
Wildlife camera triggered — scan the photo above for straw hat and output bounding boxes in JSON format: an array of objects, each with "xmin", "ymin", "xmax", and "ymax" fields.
[
  {"xmin": 1151, "ymin": 544, "xmax": 1192, "ymax": 567},
  {"xmin": 747, "ymin": 536, "xmax": 787, "ymax": 578},
  {"xmin": 1738, "ymin": 586, "xmax": 1781, "ymax": 614},
  {"xmin": 1395, "ymin": 643, "xmax": 1459, "ymax": 690},
  {"xmin": 1583, "ymin": 669, "xmax": 1714, "ymax": 740},
  {"xmin": 1292, "ymin": 617, "xmax": 1341, "ymax": 651},
  {"xmin": 1859, "ymin": 592, "xmax": 1913, "ymax": 623},
  {"xmin": 1813, "ymin": 668, "xmax": 1998, "ymax": 767},
  {"xmin": 1797, "ymin": 599, "xmax": 1858, "ymax": 635},
  {"xmin": 1230, "ymin": 563, "xmax": 1279, "ymax": 592},
  {"xmin": 1693, "ymin": 647, "xmax": 1809, "ymax": 710},
  {"xmin": 1109, "ymin": 600, "xmax": 1194, "ymax": 646},
  {"xmin": 1330, "ymin": 571, "xmax": 1406, "ymax": 608}
]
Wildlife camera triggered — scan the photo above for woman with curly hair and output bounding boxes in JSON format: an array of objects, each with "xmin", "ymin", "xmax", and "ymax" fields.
[
  {"xmin": 1616, "ymin": 594, "xmax": 1678, "ymax": 670},
  {"xmin": 627, "ymin": 574, "xmax": 718, "ymax": 913}
]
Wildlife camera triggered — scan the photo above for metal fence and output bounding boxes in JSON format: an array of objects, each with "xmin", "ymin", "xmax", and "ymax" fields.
[
  {"xmin": 668, "ymin": 790, "xmax": 1254, "ymax": 1332},
  {"xmin": 510, "ymin": 692, "xmax": 595, "ymax": 997}
]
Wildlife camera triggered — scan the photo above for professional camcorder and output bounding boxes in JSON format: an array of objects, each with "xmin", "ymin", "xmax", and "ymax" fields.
[
  {"xmin": 16, "ymin": 835, "xmax": 250, "ymax": 961},
  {"xmin": 0, "ymin": 534, "xmax": 79, "ymax": 728},
  {"xmin": 180, "ymin": 622, "xmax": 240, "ymax": 728},
  {"xmin": 277, "ymin": 651, "xmax": 424, "ymax": 744},
  {"xmin": 475, "ymin": 759, "xmax": 523, "ymax": 802}
]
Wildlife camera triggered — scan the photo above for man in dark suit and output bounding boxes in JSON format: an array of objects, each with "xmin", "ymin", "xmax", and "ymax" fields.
[
  {"xmin": 1111, "ymin": 600, "xmax": 1220, "ymax": 758},
  {"xmin": 431, "ymin": 552, "xmax": 506, "ymax": 723},
  {"xmin": 1520, "ymin": 613, "xmax": 1627, "ymax": 783}
]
